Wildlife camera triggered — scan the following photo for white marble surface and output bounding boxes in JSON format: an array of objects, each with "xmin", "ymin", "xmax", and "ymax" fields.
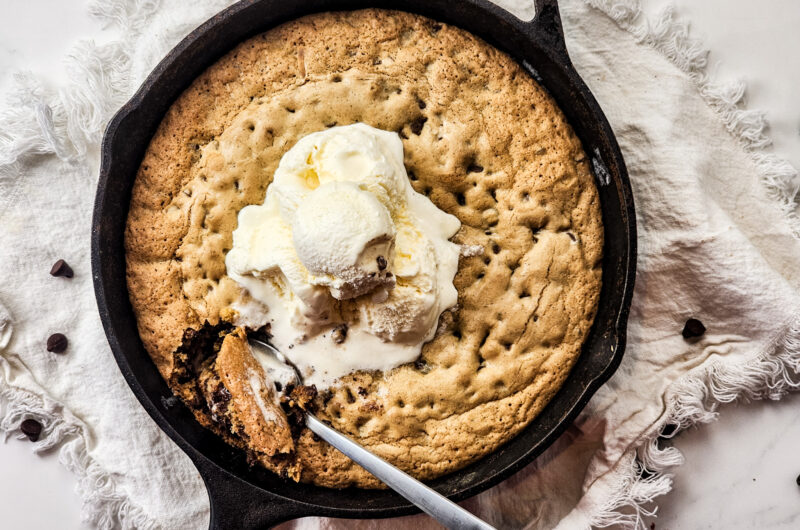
[{"xmin": 0, "ymin": 1, "xmax": 798, "ymax": 529}]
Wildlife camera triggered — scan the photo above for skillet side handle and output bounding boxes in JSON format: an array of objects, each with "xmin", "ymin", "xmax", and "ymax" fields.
[
  {"xmin": 529, "ymin": 0, "xmax": 571, "ymax": 64},
  {"xmin": 193, "ymin": 457, "xmax": 304, "ymax": 530}
]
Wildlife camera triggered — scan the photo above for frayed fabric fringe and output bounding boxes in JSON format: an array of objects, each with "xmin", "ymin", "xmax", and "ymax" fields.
[
  {"xmin": 584, "ymin": 0, "xmax": 800, "ymax": 238},
  {"xmin": 591, "ymin": 318, "xmax": 800, "ymax": 529},
  {"xmin": 0, "ymin": 0, "xmax": 166, "ymax": 527},
  {"xmin": 576, "ymin": 2, "xmax": 800, "ymax": 527},
  {"xmin": 0, "ymin": 371, "xmax": 157, "ymax": 529}
]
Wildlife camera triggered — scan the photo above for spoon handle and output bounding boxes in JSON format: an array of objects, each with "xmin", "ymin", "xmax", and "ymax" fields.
[{"xmin": 305, "ymin": 414, "xmax": 496, "ymax": 530}]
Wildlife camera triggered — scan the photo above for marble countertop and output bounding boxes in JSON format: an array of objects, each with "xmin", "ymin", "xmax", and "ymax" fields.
[{"xmin": 1, "ymin": 1, "xmax": 798, "ymax": 528}]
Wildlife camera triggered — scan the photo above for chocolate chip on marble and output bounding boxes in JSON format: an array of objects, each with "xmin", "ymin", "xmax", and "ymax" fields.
[
  {"xmin": 681, "ymin": 318, "xmax": 706, "ymax": 339},
  {"xmin": 49, "ymin": 259, "xmax": 73, "ymax": 278},
  {"xmin": 46, "ymin": 333, "xmax": 68, "ymax": 354},
  {"xmin": 376, "ymin": 255, "xmax": 387, "ymax": 271},
  {"xmin": 331, "ymin": 324, "xmax": 348, "ymax": 344},
  {"xmin": 20, "ymin": 419, "xmax": 42, "ymax": 442}
]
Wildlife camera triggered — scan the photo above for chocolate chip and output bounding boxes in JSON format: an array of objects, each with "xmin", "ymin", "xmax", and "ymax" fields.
[
  {"xmin": 682, "ymin": 318, "xmax": 706, "ymax": 339},
  {"xmin": 49, "ymin": 259, "xmax": 73, "ymax": 278},
  {"xmin": 331, "ymin": 324, "xmax": 348, "ymax": 344},
  {"xmin": 46, "ymin": 333, "xmax": 68, "ymax": 353},
  {"xmin": 416, "ymin": 98, "xmax": 427, "ymax": 110},
  {"xmin": 212, "ymin": 385, "xmax": 231, "ymax": 406},
  {"xmin": 409, "ymin": 116, "xmax": 427, "ymax": 135},
  {"xmin": 466, "ymin": 163, "xmax": 484, "ymax": 174},
  {"xmin": 796, "ymin": 474, "xmax": 800, "ymax": 486},
  {"xmin": 357, "ymin": 386, "xmax": 368, "ymax": 397},
  {"xmin": 274, "ymin": 381, "xmax": 283, "ymax": 393},
  {"xmin": 376, "ymin": 256, "xmax": 387, "ymax": 271},
  {"xmin": 20, "ymin": 419, "xmax": 42, "ymax": 442},
  {"xmin": 413, "ymin": 359, "xmax": 432, "ymax": 374}
]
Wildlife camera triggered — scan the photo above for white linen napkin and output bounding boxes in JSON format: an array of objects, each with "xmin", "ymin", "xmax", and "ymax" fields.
[{"xmin": 1, "ymin": 0, "xmax": 798, "ymax": 528}]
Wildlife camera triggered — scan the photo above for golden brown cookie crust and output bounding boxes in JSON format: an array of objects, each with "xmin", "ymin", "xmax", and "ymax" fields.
[{"xmin": 125, "ymin": 9, "xmax": 603, "ymax": 488}]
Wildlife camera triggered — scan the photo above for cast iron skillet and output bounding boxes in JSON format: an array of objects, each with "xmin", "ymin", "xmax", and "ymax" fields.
[{"xmin": 92, "ymin": 0, "xmax": 636, "ymax": 527}]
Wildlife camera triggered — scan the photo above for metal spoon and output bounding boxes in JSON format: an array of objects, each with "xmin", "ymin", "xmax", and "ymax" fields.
[{"xmin": 248, "ymin": 338, "xmax": 496, "ymax": 530}]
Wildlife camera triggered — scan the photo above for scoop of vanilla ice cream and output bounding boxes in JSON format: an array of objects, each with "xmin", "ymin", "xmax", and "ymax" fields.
[
  {"xmin": 292, "ymin": 181, "xmax": 395, "ymax": 300},
  {"xmin": 225, "ymin": 123, "xmax": 461, "ymax": 389}
]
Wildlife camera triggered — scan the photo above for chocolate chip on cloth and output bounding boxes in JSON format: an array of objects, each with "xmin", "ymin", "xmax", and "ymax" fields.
[
  {"xmin": 49, "ymin": 259, "xmax": 74, "ymax": 278},
  {"xmin": 46, "ymin": 333, "xmax": 68, "ymax": 353},
  {"xmin": 682, "ymin": 318, "xmax": 706, "ymax": 339},
  {"xmin": 20, "ymin": 419, "xmax": 42, "ymax": 442}
]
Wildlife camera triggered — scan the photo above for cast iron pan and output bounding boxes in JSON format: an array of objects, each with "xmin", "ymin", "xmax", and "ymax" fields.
[{"xmin": 92, "ymin": 0, "xmax": 636, "ymax": 527}]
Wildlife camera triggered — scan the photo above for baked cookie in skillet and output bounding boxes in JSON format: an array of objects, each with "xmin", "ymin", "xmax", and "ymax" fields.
[{"xmin": 125, "ymin": 9, "xmax": 603, "ymax": 488}]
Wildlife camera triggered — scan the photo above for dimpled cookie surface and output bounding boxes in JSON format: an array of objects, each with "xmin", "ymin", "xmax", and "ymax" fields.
[{"xmin": 125, "ymin": 9, "xmax": 603, "ymax": 487}]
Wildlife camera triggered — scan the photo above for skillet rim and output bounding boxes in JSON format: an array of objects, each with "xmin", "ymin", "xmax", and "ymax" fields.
[{"xmin": 91, "ymin": 0, "xmax": 636, "ymax": 521}]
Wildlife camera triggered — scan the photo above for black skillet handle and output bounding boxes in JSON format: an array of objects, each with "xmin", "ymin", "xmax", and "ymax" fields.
[
  {"xmin": 528, "ymin": 0, "xmax": 571, "ymax": 64},
  {"xmin": 192, "ymin": 455, "xmax": 309, "ymax": 529}
]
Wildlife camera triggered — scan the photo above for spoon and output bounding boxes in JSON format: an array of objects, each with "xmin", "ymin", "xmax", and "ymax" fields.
[{"xmin": 248, "ymin": 338, "xmax": 496, "ymax": 530}]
